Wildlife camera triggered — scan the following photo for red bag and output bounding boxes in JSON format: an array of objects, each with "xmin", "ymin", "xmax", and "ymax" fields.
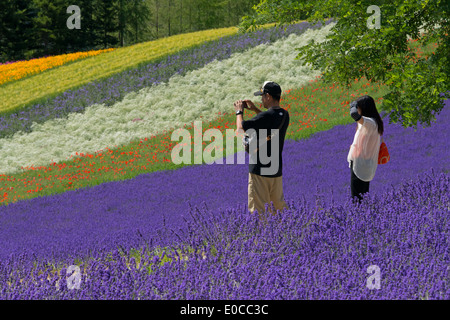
[{"xmin": 378, "ymin": 138, "xmax": 390, "ymax": 164}]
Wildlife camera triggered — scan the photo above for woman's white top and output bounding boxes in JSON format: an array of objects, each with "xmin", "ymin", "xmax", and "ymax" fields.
[{"xmin": 347, "ymin": 116, "xmax": 381, "ymax": 182}]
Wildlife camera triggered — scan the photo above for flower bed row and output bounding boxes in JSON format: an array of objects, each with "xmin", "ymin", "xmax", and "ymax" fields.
[
  {"xmin": 0, "ymin": 21, "xmax": 332, "ymax": 139},
  {"xmin": 0, "ymin": 48, "xmax": 115, "ymax": 86},
  {"xmin": 0, "ymin": 27, "xmax": 240, "ymax": 115},
  {"xmin": 1, "ymin": 99, "xmax": 448, "ymax": 262},
  {"xmin": 0, "ymin": 22, "xmax": 335, "ymax": 175},
  {"xmin": 0, "ymin": 76, "xmax": 387, "ymax": 206},
  {"xmin": 1, "ymin": 170, "xmax": 448, "ymax": 299}
]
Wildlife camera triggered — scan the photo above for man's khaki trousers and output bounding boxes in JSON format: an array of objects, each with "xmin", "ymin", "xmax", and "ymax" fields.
[{"xmin": 248, "ymin": 173, "xmax": 288, "ymax": 215}]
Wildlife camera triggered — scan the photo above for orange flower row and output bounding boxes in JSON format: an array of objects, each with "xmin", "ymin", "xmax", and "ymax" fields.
[{"xmin": 0, "ymin": 48, "xmax": 115, "ymax": 86}]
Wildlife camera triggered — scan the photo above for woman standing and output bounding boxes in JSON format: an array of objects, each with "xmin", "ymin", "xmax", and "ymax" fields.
[{"xmin": 347, "ymin": 95, "xmax": 384, "ymax": 202}]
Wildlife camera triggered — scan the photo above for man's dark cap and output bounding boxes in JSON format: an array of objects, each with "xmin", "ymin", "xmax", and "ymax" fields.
[{"xmin": 254, "ymin": 81, "xmax": 282, "ymax": 97}]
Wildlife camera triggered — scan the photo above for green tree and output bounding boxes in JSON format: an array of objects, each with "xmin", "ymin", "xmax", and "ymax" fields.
[
  {"xmin": 31, "ymin": 0, "xmax": 75, "ymax": 56},
  {"xmin": 118, "ymin": 0, "xmax": 127, "ymax": 46},
  {"xmin": 126, "ymin": 0, "xmax": 152, "ymax": 45},
  {"xmin": 0, "ymin": 0, "xmax": 37, "ymax": 62},
  {"xmin": 95, "ymin": 0, "xmax": 119, "ymax": 48},
  {"xmin": 195, "ymin": 0, "xmax": 220, "ymax": 30},
  {"xmin": 240, "ymin": 0, "xmax": 312, "ymax": 31},
  {"xmin": 241, "ymin": 0, "xmax": 450, "ymax": 128},
  {"xmin": 74, "ymin": 0, "xmax": 102, "ymax": 51}
]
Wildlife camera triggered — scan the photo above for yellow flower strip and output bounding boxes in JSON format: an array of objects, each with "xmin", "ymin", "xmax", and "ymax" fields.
[
  {"xmin": 0, "ymin": 49, "xmax": 115, "ymax": 86},
  {"xmin": 0, "ymin": 27, "xmax": 238, "ymax": 114}
]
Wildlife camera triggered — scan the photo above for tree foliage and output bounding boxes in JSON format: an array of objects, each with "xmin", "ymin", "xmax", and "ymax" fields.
[
  {"xmin": 241, "ymin": 0, "xmax": 450, "ymax": 128},
  {"xmin": 240, "ymin": 0, "xmax": 313, "ymax": 31},
  {"xmin": 0, "ymin": 0, "xmax": 36, "ymax": 61}
]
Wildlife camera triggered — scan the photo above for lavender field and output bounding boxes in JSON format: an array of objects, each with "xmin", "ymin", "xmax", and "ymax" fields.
[{"xmin": 0, "ymin": 98, "xmax": 448, "ymax": 299}]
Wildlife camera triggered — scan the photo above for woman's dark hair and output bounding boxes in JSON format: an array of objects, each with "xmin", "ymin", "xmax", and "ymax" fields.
[{"xmin": 355, "ymin": 95, "xmax": 384, "ymax": 135}]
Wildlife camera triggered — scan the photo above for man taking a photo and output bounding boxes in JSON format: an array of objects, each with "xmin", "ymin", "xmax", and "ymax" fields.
[{"xmin": 234, "ymin": 81, "xmax": 290, "ymax": 216}]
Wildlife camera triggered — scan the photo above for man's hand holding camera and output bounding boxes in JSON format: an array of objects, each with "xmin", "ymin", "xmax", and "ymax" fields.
[
  {"xmin": 234, "ymin": 100, "xmax": 261, "ymax": 114},
  {"xmin": 234, "ymin": 99, "xmax": 262, "ymax": 137}
]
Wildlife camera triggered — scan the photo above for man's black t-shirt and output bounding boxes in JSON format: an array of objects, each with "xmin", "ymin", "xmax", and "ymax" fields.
[{"xmin": 242, "ymin": 107, "xmax": 290, "ymax": 177}]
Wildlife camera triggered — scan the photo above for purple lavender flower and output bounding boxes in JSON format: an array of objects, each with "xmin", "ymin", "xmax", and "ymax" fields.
[{"xmin": 0, "ymin": 99, "xmax": 448, "ymax": 300}]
